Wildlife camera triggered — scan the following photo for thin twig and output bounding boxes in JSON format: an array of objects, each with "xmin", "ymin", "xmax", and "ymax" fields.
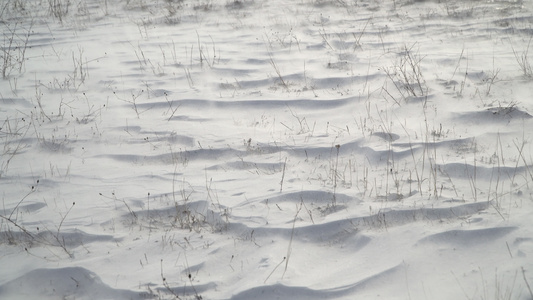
[
  {"xmin": 522, "ymin": 267, "xmax": 533, "ymax": 299},
  {"xmin": 282, "ymin": 200, "xmax": 303, "ymax": 279}
]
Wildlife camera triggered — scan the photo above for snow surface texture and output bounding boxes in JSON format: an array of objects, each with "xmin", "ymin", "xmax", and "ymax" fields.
[{"xmin": 1, "ymin": 0, "xmax": 533, "ymax": 299}]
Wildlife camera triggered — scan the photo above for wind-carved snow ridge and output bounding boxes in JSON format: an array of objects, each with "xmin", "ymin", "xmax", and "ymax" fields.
[
  {"xmin": 1, "ymin": 0, "xmax": 533, "ymax": 299},
  {"xmin": 0, "ymin": 267, "xmax": 149, "ymax": 300}
]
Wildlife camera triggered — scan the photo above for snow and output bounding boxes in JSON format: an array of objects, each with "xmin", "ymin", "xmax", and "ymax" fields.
[{"xmin": 1, "ymin": 0, "xmax": 533, "ymax": 299}]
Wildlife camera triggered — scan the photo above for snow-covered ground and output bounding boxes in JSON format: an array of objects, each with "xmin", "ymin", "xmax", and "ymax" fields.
[{"xmin": 1, "ymin": 0, "xmax": 533, "ymax": 299}]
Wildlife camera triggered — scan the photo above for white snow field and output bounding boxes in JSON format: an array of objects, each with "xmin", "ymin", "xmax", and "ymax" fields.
[{"xmin": 1, "ymin": 0, "xmax": 533, "ymax": 299}]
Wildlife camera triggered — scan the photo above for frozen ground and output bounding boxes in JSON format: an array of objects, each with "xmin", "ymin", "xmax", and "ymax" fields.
[{"xmin": 1, "ymin": 0, "xmax": 533, "ymax": 299}]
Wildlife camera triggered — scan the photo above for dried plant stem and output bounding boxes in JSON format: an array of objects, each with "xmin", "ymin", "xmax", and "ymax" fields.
[
  {"xmin": 282, "ymin": 200, "xmax": 302, "ymax": 279},
  {"xmin": 522, "ymin": 267, "xmax": 533, "ymax": 299},
  {"xmin": 280, "ymin": 157, "xmax": 287, "ymax": 192}
]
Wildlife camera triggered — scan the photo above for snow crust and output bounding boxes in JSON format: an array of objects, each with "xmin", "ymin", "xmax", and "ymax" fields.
[{"xmin": 1, "ymin": 0, "xmax": 533, "ymax": 299}]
